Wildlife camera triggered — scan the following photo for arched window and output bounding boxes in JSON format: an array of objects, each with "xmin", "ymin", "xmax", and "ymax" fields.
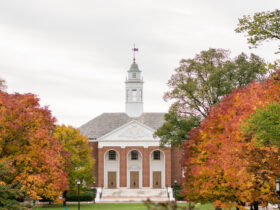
[
  {"xmin": 132, "ymin": 89, "xmax": 137, "ymax": 102},
  {"xmin": 109, "ymin": 150, "xmax": 116, "ymax": 160},
  {"xmin": 153, "ymin": 150, "xmax": 161, "ymax": 160},
  {"xmin": 131, "ymin": 150, "xmax": 138, "ymax": 160}
]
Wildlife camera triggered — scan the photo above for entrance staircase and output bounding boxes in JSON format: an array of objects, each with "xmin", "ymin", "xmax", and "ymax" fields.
[{"xmin": 96, "ymin": 187, "xmax": 174, "ymax": 203}]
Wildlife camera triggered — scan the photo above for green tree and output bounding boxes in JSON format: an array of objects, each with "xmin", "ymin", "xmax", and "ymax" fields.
[
  {"xmin": 54, "ymin": 125, "xmax": 95, "ymax": 206},
  {"xmin": 156, "ymin": 48, "xmax": 268, "ymax": 146},
  {"xmin": 0, "ymin": 160, "xmax": 23, "ymax": 210},
  {"xmin": 243, "ymin": 102, "xmax": 280, "ymax": 148},
  {"xmin": 154, "ymin": 110, "xmax": 200, "ymax": 147},
  {"xmin": 235, "ymin": 9, "xmax": 280, "ymax": 52}
]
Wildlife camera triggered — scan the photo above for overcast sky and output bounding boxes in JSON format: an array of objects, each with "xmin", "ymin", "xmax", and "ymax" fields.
[{"xmin": 0, "ymin": 0, "xmax": 279, "ymax": 127}]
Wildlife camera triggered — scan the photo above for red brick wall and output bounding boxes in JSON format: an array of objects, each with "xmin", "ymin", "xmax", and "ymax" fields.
[
  {"xmin": 97, "ymin": 147, "xmax": 104, "ymax": 187},
  {"xmin": 164, "ymin": 148, "xmax": 171, "ymax": 187},
  {"xmin": 120, "ymin": 148, "xmax": 126, "ymax": 187},
  {"xmin": 171, "ymin": 147, "xmax": 183, "ymax": 184},
  {"xmin": 88, "ymin": 142, "xmax": 98, "ymax": 187},
  {"xmin": 142, "ymin": 148, "xmax": 150, "ymax": 187}
]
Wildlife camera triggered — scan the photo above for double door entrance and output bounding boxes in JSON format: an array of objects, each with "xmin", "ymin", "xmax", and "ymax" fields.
[
  {"xmin": 130, "ymin": 171, "xmax": 162, "ymax": 188},
  {"xmin": 108, "ymin": 172, "xmax": 117, "ymax": 188},
  {"xmin": 107, "ymin": 171, "xmax": 162, "ymax": 188},
  {"xmin": 108, "ymin": 171, "xmax": 140, "ymax": 188},
  {"xmin": 153, "ymin": 171, "xmax": 161, "ymax": 188},
  {"xmin": 130, "ymin": 171, "xmax": 139, "ymax": 188}
]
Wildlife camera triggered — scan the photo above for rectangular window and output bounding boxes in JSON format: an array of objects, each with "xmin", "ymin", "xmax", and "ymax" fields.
[
  {"xmin": 131, "ymin": 151, "xmax": 138, "ymax": 160},
  {"xmin": 109, "ymin": 150, "xmax": 116, "ymax": 160},
  {"xmin": 153, "ymin": 151, "xmax": 160, "ymax": 160}
]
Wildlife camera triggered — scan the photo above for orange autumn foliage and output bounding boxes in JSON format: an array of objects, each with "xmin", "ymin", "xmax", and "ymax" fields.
[
  {"xmin": 0, "ymin": 91, "xmax": 69, "ymax": 200},
  {"xmin": 182, "ymin": 71, "xmax": 280, "ymax": 208}
]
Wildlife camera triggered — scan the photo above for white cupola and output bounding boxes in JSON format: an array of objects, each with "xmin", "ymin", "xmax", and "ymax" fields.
[{"xmin": 125, "ymin": 49, "xmax": 144, "ymax": 117}]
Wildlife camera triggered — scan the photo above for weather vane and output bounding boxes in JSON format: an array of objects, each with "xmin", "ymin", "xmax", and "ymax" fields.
[{"xmin": 132, "ymin": 44, "xmax": 139, "ymax": 62}]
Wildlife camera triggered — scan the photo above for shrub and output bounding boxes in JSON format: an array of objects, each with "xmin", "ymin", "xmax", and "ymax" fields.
[
  {"xmin": 172, "ymin": 184, "xmax": 184, "ymax": 201},
  {"xmin": 66, "ymin": 191, "xmax": 94, "ymax": 201}
]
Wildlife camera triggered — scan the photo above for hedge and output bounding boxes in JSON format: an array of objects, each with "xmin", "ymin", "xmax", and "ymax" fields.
[{"xmin": 66, "ymin": 190, "xmax": 95, "ymax": 202}]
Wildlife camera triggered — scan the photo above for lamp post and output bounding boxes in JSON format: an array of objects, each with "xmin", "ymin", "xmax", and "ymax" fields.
[
  {"xmin": 93, "ymin": 181, "xmax": 96, "ymax": 204},
  {"xmin": 276, "ymin": 176, "xmax": 280, "ymax": 209},
  {"xmin": 77, "ymin": 179, "xmax": 81, "ymax": 210},
  {"xmin": 172, "ymin": 180, "xmax": 178, "ymax": 201}
]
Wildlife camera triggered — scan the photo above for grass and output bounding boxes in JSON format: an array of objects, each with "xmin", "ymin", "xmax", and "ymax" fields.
[
  {"xmin": 194, "ymin": 203, "xmax": 215, "ymax": 210},
  {"xmin": 35, "ymin": 203, "xmax": 146, "ymax": 210},
  {"xmin": 34, "ymin": 202, "xmax": 215, "ymax": 210}
]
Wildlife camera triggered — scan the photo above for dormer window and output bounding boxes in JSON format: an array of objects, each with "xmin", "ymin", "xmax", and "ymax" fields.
[{"xmin": 132, "ymin": 73, "xmax": 136, "ymax": 78}]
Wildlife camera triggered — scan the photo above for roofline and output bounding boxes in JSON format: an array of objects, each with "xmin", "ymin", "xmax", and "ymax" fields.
[{"xmin": 97, "ymin": 119, "xmax": 157, "ymax": 141}]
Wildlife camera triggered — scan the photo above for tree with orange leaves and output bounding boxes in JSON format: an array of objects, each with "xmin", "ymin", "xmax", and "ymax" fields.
[
  {"xmin": 182, "ymin": 71, "xmax": 280, "ymax": 209},
  {"xmin": 0, "ymin": 91, "xmax": 69, "ymax": 201}
]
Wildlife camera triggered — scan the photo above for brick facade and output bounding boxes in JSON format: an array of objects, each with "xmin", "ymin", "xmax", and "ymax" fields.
[
  {"xmin": 89, "ymin": 142, "xmax": 98, "ymax": 187},
  {"xmin": 171, "ymin": 147, "xmax": 183, "ymax": 184},
  {"xmin": 92, "ymin": 145, "xmax": 179, "ymax": 188}
]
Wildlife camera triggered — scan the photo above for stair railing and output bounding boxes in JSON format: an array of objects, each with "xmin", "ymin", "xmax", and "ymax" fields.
[
  {"xmin": 100, "ymin": 184, "xmax": 103, "ymax": 199},
  {"xmin": 166, "ymin": 185, "xmax": 170, "ymax": 199}
]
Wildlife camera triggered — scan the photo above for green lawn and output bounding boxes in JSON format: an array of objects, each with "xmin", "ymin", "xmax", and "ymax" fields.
[{"xmin": 34, "ymin": 202, "xmax": 215, "ymax": 210}]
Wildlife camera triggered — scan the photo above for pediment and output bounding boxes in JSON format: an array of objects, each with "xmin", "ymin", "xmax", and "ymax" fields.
[{"xmin": 98, "ymin": 120, "xmax": 159, "ymax": 141}]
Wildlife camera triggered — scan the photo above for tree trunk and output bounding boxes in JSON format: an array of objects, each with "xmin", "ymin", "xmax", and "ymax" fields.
[
  {"xmin": 63, "ymin": 191, "xmax": 68, "ymax": 207},
  {"xmin": 253, "ymin": 201, "xmax": 258, "ymax": 210},
  {"xmin": 236, "ymin": 201, "xmax": 245, "ymax": 210},
  {"xmin": 250, "ymin": 204, "xmax": 253, "ymax": 210}
]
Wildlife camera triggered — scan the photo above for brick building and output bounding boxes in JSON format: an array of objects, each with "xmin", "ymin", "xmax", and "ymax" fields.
[{"xmin": 79, "ymin": 59, "xmax": 182, "ymax": 202}]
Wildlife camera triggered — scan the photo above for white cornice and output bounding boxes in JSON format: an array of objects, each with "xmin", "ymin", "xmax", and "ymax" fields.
[{"xmin": 97, "ymin": 120, "xmax": 159, "ymax": 141}]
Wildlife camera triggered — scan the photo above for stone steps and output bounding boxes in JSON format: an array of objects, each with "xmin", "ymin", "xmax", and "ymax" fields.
[
  {"xmin": 97, "ymin": 188, "xmax": 172, "ymax": 203},
  {"xmin": 102, "ymin": 189, "xmax": 167, "ymax": 197},
  {"xmin": 99, "ymin": 196, "xmax": 169, "ymax": 203}
]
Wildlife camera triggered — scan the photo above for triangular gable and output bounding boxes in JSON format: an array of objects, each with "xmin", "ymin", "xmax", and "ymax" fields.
[{"xmin": 98, "ymin": 120, "xmax": 160, "ymax": 141}]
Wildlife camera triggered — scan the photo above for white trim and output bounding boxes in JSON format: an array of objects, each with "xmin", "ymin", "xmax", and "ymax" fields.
[
  {"xmin": 98, "ymin": 140, "xmax": 160, "ymax": 148},
  {"xmin": 104, "ymin": 149, "xmax": 120, "ymax": 188},
  {"xmin": 95, "ymin": 187, "xmax": 102, "ymax": 201},
  {"xmin": 149, "ymin": 149, "xmax": 165, "ymax": 188},
  {"xmin": 168, "ymin": 187, "xmax": 175, "ymax": 201},
  {"xmin": 89, "ymin": 139, "xmax": 96, "ymax": 142},
  {"xmin": 126, "ymin": 149, "xmax": 143, "ymax": 188},
  {"xmin": 97, "ymin": 120, "xmax": 158, "ymax": 141}
]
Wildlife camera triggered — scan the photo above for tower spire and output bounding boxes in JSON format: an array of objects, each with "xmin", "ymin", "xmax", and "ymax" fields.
[{"xmin": 132, "ymin": 44, "xmax": 138, "ymax": 63}]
